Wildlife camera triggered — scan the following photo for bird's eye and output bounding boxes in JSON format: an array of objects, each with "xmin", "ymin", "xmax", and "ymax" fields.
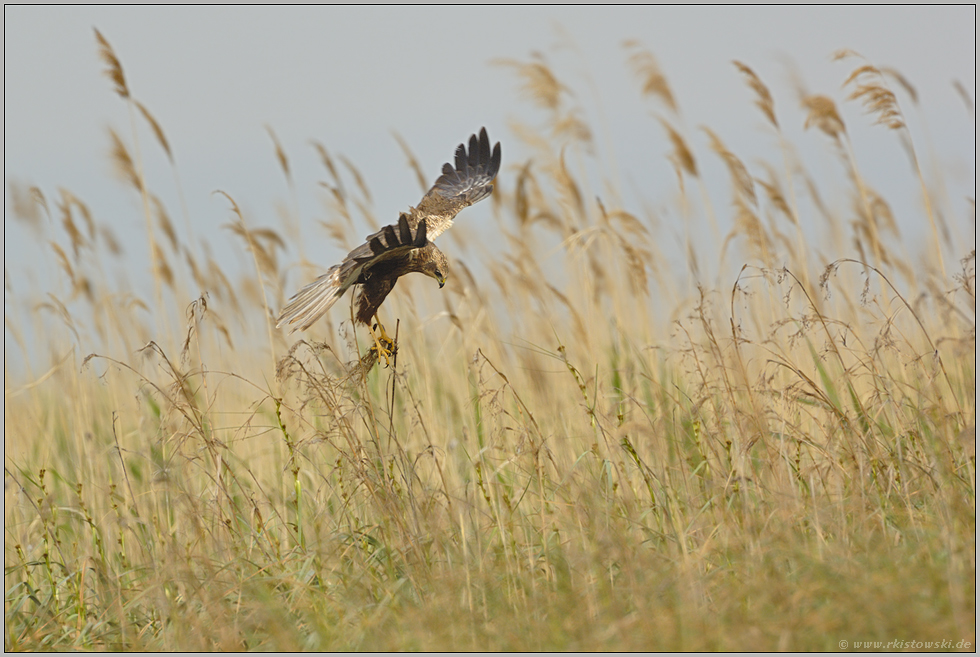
[{"xmin": 435, "ymin": 270, "xmax": 442, "ymax": 278}]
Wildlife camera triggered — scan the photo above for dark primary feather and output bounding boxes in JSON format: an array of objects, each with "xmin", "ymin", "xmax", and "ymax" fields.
[{"xmin": 430, "ymin": 127, "xmax": 502, "ymax": 206}]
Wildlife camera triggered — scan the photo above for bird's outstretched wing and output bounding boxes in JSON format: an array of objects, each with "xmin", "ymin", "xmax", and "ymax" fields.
[
  {"xmin": 276, "ymin": 213, "xmax": 427, "ymax": 332},
  {"xmin": 410, "ymin": 127, "xmax": 502, "ymax": 241}
]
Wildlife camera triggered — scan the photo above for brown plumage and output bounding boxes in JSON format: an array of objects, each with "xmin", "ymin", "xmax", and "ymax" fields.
[{"xmin": 277, "ymin": 128, "xmax": 501, "ymax": 333}]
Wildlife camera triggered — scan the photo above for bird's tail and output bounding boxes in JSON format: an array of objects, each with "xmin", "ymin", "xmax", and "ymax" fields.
[{"xmin": 276, "ymin": 265, "xmax": 344, "ymax": 332}]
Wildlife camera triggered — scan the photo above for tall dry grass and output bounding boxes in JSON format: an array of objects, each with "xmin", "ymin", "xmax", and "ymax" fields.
[{"xmin": 4, "ymin": 32, "xmax": 975, "ymax": 650}]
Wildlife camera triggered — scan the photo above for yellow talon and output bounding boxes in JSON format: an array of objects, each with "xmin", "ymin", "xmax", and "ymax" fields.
[{"xmin": 368, "ymin": 317, "xmax": 396, "ymax": 367}]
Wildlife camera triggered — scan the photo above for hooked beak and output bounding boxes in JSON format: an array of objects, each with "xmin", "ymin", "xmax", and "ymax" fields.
[{"xmin": 438, "ymin": 276, "xmax": 446, "ymax": 289}]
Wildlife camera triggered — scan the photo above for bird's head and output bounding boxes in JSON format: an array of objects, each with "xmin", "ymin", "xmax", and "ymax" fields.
[{"xmin": 419, "ymin": 245, "xmax": 450, "ymax": 289}]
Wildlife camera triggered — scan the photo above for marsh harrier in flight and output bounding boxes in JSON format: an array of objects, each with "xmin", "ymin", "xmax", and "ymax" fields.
[{"xmin": 277, "ymin": 128, "xmax": 501, "ymax": 362}]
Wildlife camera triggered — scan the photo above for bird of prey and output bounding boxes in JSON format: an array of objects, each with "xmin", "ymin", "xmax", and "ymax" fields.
[{"xmin": 277, "ymin": 128, "xmax": 501, "ymax": 363}]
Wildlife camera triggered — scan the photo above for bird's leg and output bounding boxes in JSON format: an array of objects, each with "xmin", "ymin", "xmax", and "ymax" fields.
[
  {"xmin": 368, "ymin": 316, "xmax": 396, "ymax": 367},
  {"xmin": 374, "ymin": 317, "xmax": 394, "ymax": 345}
]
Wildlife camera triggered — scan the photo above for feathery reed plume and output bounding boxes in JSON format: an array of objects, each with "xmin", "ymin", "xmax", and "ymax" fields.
[
  {"xmin": 733, "ymin": 60, "xmax": 778, "ymax": 128},
  {"xmin": 597, "ymin": 198, "xmax": 651, "ymax": 297},
  {"xmin": 215, "ymin": 190, "xmax": 276, "ymax": 369},
  {"xmin": 802, "ymin": 95, "xmax": 846, "ymax": 140},
  {"xmin": 841, "ymin": 64, "xmax": 905, "ymax": 130},
  {"xmin": 107, "ymin": 128, "xmax": 142, "ymax": 191},
  {"xmin": 205, "ymin": 249, "xmax": 239, "ymax": 307},
  {"xmin": 56, "ymin": 190, "xmax": 89, "ymax": 259},
  {"xmin": 392, "ymin": 131, "xmax": 429, "ymax": 194},
  {"xmin": 552, "ymin": 110, "xmax": 594, "ymax": 147},
  {"xmin": 135, "ymin": 97, "xmax": 198, "ymax": 266},
  {"xmin": 733, "ymin": 60, "xmax": 813, "ymax": 289},
  {"xmin": 70, "ymin": 193, "xmax": 95, "ymax": 242},
  {"xmin": 311, "ymin": 141, "xmax": 356, "ymax": 254},
  {"xmin": 224, "ymin": 221, "xmax": 284, "ymax": 282},
  {"xmin": 151, "ymin": 195, "xmax": 178, "ymax": 252},
  {"xmin": 837, "ymin": 51, "xmax": 947, "ymax": 277},
  {"xmin": 49, "ymin": 242, "xmax": 76, "ymax": 290},
  {"xmin": 94, "ymin": 28, "xmax": 129, "ymax": 99},
  {"xmin": 31, "ymin": 186, "xmax": 51, "ymax": 222},
  {"xmin": 861, "ymin": 186, "xmax": 899, "ymax": 236},
  {"xmin": 554, "ymin": 149, "xmax": 585, "ymax": 223},
  {"xmin": 702, "ymin": 127, "xmax": 756, "ymax": 206},
  {"xmin": 318, "ymin": 211, "xmax": 350, "ymax": 252},
  {"xmin": 755, "ymin": 164, "xmax": 793, "ymax": 225},
  {"xmin": 183, "ymin": 246, "xmax": 205, "ymax": 289},
  {"xmin": 8, "ymin": 181, "xmax": 45, "ymax": 231},
  {"xmin": 881, "ymin": 67, "xmax": 918, "ymax": 105},
  {"xmin": 310, "ymin": 140, "xmax": 345, "ymax": 196},
  {"xmin": 658, "ymin": 118, "xmax": 698, "ymax": 178},
  {"xmin": 94, "ymin": 29, "xmax": 166, "ymax": 322},
  {"xmin": 952, "ymin": 80, "xmax": 974, "ymax": 115},
  {"xmin": 99, "ymin": 225, "xmax": 123, "ymax": 257},
  {"xmin": 624, "ymin": 40, "xmax": 678, "ymax": 112},
  {"xmin": 725, "ymin": 189, "xmax": 773, "ymax": 267},
  {"xmin": 37, "ymin": 293, "xmax": 80, "ymax": 344},
  {"xmin": 135, "ymin": 100, "xmax": 173, "ymax": 162},
  {"xmin": 266, "ymin": 125, "xmax": 291, "ymax": 182},
  {"xmin": 338, "ymin": 155, "xmax": 373, "ymax": 205},
  {"xmin": 152, "ymin": 242, "xmax": 174, "ymax": 290},
  {"xmin": 493, "ymin": 54, "xmax": 567, "ymax": 112},
  {"xmin": 514, "ymin": 160, "xmax": 532, "ymax": 226}
]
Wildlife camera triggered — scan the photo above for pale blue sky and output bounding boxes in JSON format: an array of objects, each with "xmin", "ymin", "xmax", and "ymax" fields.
[{"xmin": 5, "ymin": 6, "xmax": 976, "ymax": 341}]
